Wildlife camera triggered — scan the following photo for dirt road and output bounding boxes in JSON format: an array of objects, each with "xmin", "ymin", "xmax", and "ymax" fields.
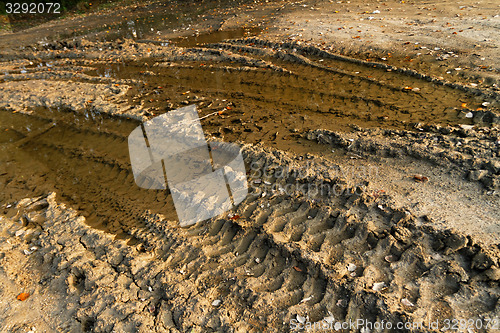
[{"xmin": 0, "ymin": 0, "xmax": 499, "ymax": 332}]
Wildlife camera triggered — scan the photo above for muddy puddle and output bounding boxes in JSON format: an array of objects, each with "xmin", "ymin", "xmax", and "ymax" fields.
[
  {"xmin": 86, "ymin": 40, "xmax": 485, "ymax": 150},
  {"xmin": 69, "ymin": 0, "xmax": 264, "ymax": 44},
  {"xmin": 0, "ymin": 107, "xmax": 177, "ymax": 240},
  {"xmin": 170, "ymin": 27, "xmax": 263, "ymax": 47}
]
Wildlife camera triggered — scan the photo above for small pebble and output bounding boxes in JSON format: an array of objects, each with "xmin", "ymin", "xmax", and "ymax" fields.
[
  {"xmin": 372, "ymin": 282, "xmax": 386, "ymax": 291},
  {"xmin": 300, "ymin": 296, "xmax": 313, "ymax": 303},
  {"xmin": 336, "ymin": 299, "xmax": 347, "ymax": 307},
  {"xmin": 385, "ymin": 255, "xmax": 395, "ymax": 263},
  {"xmin": 324, "ymin": 312, "xmax": 335, "ymax": 324},
  {"xmin": 401, "ymin": 298, "xmax": 415, "ymax": 307},
  {"xmin": 296, "ymin": 314, "xmax": 307, "ymax": 324}
]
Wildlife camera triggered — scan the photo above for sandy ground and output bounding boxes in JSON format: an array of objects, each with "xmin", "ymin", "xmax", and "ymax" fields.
[{"xmin": 0, "ymin": 0, "xmax": 499, "ymax": 332}]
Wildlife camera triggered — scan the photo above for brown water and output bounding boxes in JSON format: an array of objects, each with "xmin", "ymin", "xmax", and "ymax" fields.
[
  {"xmin": 170, "ymin": 27, "xmax": 263, "ymax": 47},
  {"xmin": 88, "ymin": 38, "xmax": 482, "ymax": 150},
  {"xmin": 0, "ymin": 107, "xmax": 177, "ymax": 239}
]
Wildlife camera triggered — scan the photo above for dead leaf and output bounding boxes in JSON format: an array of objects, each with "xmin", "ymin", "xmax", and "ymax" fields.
[
  {"xmin": 372, "ymin": 189, "xmax": 386, "ymax": 198},
  {"xmin": 293, "ymin": 266, "xmax": 303, "ymax": 272},
  {"xmin": 17, "ymin": 292, "xmax": 30, "ymax": 301},
  {"xmin": 413, "ymin": 175, "xmax": 429, "ymax": 182}
]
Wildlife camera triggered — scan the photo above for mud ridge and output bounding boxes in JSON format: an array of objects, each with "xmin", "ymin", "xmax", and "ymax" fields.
[
  {"xmin": 238, "ymin": 37, "xmax": 500, "ymax": 101},
  {"xmin": 306, "ymin": 126, "xmax": 500, "ymax": 191}
]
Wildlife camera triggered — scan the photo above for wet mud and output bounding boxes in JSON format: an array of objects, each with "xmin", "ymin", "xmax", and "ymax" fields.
[
  {"xmin": 0, "ymin": 1, "xmax": 499, "ymax": 331},
  {"xmin": 0, "ymin": 107, "xmax": 176, "ymax": 240}
]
